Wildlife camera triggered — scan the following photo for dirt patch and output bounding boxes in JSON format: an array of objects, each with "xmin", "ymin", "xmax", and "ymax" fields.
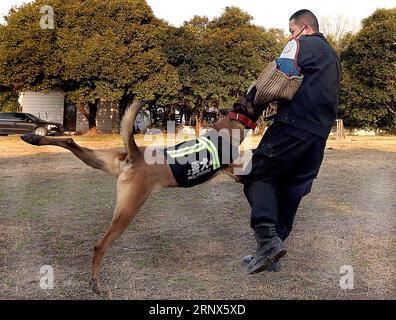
[{"xmin": 0, "ymin": 134, "xmax": 395, "ymax": 299}]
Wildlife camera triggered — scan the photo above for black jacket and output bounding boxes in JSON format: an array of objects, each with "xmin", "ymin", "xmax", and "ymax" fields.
[{"xmin": 275, "ymin": 33, "xmax": 340, "ymax": 139}]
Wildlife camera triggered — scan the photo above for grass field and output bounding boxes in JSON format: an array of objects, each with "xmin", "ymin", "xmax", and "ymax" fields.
[{"xmin": 0, "ymin": 134, "xmax": 395, "ymax": 299}]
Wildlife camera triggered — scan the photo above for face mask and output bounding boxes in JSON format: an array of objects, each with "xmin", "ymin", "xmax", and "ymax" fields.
[{"xmin": 294, "ymin": 25, "xmax": 307, "ymax": 38}]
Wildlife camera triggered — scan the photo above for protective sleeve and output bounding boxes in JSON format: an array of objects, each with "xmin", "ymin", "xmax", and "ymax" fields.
[
  {"xmin": 253, "ymin": 60, "xmax": 303, "ymax": 106},
  {"xmin": 248, "ymin": 38, "xmax": 305, "ymax": 106}
]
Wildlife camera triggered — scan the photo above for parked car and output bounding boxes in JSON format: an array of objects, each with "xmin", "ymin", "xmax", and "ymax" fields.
[{"xmin": 0, "ymin": 112, "xmax": 63, "ymax": 136}]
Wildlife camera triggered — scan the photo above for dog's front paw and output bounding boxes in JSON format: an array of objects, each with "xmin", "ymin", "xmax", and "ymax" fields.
[
  {"xmin": 90, "ymin": 277, "xmax": 101, "ymax": 294},
  {"xmin": 21, "ymin": 133, "xmax": 42, "ymax": 146}
]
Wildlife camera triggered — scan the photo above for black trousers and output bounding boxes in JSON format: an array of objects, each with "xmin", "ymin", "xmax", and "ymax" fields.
[{"xmin": 243, "ymin": 121, "xmax": 326, "ymax": 240}]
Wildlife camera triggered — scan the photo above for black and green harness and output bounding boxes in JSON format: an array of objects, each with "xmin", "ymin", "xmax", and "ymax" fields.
[{"xmin": 162, "ymin": 129, "xmax": 239, "ymax": 188}]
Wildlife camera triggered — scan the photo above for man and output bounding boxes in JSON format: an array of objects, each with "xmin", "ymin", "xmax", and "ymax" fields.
[{"xmin": 242, "ymin": 9, "xmax": 340, "ymax": 274}]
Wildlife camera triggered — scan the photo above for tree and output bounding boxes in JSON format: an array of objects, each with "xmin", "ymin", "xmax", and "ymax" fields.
[
  {"xmin": 57, "ymin": 0, "xmax": 182, "ymax": 133},
  {"xmin": 0, "ymin": 1, "xmax": 58, "ymax": 113},
  {"xmin": 320, "ymin": 14, "xmax": 359, "ymax": 53},
  {"xmin": 164, "ymin": 7, "xmax": 285, "ymax": 133},
  {"xmin": 0, "ymin": 87, "xmax": 21, "ymax": 112},
  {"xmin": 0, "ymin": 1, "xmax": 61, "ymax": 92},
  {"xmin": 0, "ymin": 0, "xmax": 181, "ymax": 134},
  {"xmin": 339, "ymin": 8, "xmax": 396, "ymax": 130},
  {"xmin": 0, "ymin": 2, "xmax": 288, "ymax": 133}
]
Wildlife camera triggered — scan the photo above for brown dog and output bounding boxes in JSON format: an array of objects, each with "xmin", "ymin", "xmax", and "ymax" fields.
[{"xmin": 21, "ymin": 99, "xmax": 264, "ymax": 293}]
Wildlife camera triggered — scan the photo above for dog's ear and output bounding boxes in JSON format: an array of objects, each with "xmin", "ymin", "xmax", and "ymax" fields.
[
  {"xmin": 246, "ymin": 86, "xmax": 257, "ymax": 104},
  {"xmin": 249, "ymin": 101, "xmax": 270, "ymax": 121},
  {"xmin": 231, "ymin": 95, "xmax": 269, "ymax": 122},
  {"xmin": 232, "ymin": 100, "xmax": 246, "ymax": 114}
]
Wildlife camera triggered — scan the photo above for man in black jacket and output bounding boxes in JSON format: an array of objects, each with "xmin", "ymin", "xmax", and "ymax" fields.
[{"xmin": 243, "ymin": 9, "xmax": 341, "ymax": 274}]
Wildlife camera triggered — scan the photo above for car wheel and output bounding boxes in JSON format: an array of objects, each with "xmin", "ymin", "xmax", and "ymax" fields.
[{"xmin": 33, "ymin": 127, "xmax": 48, "ymax": 136}]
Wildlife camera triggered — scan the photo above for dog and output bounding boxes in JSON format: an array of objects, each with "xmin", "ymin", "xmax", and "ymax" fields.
[{"xmin": 21, "ymin": 98, "xmax": 265, "ymax": 293}]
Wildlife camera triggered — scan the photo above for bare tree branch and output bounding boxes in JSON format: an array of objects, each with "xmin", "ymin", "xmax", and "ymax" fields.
[
  {"xmin": 320, "ymin": 14, "xmax": 360, "ymax": 42},
  {"xmin": 384, "ymin": 103, "xmax": 396, "ymax": 115}
]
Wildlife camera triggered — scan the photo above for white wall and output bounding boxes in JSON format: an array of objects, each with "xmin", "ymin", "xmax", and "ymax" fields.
[
  {"xmin": 19, "ymin": 90, "xmax": 64, "ymax": 124},
  {"xmin": 20, "ymin": 91, "xmax": 124, "ymax": 134}
]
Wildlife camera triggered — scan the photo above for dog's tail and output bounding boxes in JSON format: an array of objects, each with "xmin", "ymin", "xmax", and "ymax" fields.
[{"xmin": 120, "ymin": 100, "xmax": 148, "ymax": 162}]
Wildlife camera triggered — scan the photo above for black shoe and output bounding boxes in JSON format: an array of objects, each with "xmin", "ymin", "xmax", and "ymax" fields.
[
  {"xmin": 242, "ymin": 254, "xmax": 253, "ymax": 264},
  {"xmin": 245, "ymin": 222, "xmax": 287, "ymax": 274},
  {"xmin": 246, "ymin": 235, "xmax": 286, "ymax": 274},
  {"xmin": 242, "ymin": 254, "xmax": 282, "ymax": 272},
  {"xmin": 246, "ymin": 236, "xmax": 287, "ymax": 274}
]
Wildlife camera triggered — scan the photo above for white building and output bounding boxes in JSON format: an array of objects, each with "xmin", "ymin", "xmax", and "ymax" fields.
[{"xmin": 19, "ymin": 90, "xmax": 121, "ymax": 134}]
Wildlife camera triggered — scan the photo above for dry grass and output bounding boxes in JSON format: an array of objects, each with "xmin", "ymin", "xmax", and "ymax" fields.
[
  {"xmin": 0, "ymin": 133, "xmax": 395, "ymax": 299},
  {"xmin": 1, "ymin": 133, "xmax": 395, "ymax": 159}
]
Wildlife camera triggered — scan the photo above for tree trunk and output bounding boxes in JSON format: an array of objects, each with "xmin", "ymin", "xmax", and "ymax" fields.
[
  {"xmin": 79, "ymin": 100, "xmax": 99, "ymax": 135},
  {"xmin": 119, "ymin": 95, "xmax": 131, "ymax": 133},
  {"xmin": 195, "ymin": 111, "xmax": 202, "ymax": 137},
  {"xmin": 87, "ymin": 101, "xmax": 98, "ymax": 135},
  {"xmin": 119, "ymin": 95, "xmax": 130, "ymax": 119},
  {"xmin": 384, "ymin": 103, "xmax": 396, "ymax": 132}
]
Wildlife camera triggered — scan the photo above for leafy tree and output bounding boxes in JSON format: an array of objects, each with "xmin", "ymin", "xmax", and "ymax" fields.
[
  {"xmin": 0, "ymin": 86, "xmax": 21, "ymax": 112},
  {"xmin": 0, "ymin": 0, "xmax": 181, "ymax": 134},
  {"xmin": 0, "ymin": 3, "xmax": 54, "ymax": 113},
  {"xmin": 57, "ymin": 0, "xmax": 181, "ymax": 133},
  {"xmin": 339, "ymin": 8, "xmax": 396, "ymax": 130},
  {"xmin": 0, "ymin": 1, "xmax": 61, "ymax": 92},
  {"xmin": 0, "ymin": 2, "xmax": 290, "ymax": 134},
  {"xmin": 164, "ymin": 7, "xmax": 285, "ymax": 132}
]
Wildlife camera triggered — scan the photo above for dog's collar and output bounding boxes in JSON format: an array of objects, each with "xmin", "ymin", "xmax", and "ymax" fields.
[{"xmin": 228, "ymin": 112, "xmax": 257, "ymax": 130}]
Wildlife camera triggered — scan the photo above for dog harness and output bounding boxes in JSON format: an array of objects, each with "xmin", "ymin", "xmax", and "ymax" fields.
[{"xmin": 162, "ymin": 129, "xmax": 240, "ymax": 188}]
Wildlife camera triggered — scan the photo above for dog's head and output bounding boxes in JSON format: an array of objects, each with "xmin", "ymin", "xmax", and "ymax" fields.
[{"xmin": 230, "ymin": 86, "xmax": 269, "ymax": 122}]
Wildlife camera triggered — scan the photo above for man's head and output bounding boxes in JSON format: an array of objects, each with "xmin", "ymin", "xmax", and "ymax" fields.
[{"xmin": 288, "ymin": 9, "xmax": 319, "ymax": 39}]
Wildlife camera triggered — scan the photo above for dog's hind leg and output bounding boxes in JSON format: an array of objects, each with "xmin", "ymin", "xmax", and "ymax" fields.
[
  {"xmin": 90, "ymin": 171, "xmax": 154, "ymax": 294},
  {"xmin": 21, "ymin": 133, "xmax": 126, "ymax": 176}
]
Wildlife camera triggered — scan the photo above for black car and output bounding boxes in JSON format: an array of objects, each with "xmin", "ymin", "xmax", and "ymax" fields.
[{"xmin": 0, "ymin": 112, "xmax": 63, "ymax": 136}]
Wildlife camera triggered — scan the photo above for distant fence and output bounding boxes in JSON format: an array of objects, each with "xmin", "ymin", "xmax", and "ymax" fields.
[{"xmin": 336, "ymin": 119, "xmax": 346, "ymax": 140}]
